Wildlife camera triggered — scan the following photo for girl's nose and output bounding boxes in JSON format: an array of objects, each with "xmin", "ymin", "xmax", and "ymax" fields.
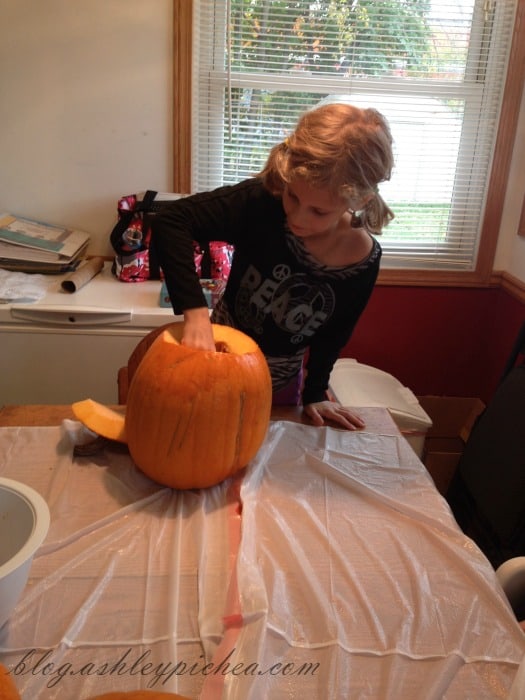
[{"xmin": 290, "ymin": 204, "xmax": 308, "ymax": 227}]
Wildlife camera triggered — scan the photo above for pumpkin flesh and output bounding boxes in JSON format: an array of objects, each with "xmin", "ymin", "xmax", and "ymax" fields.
[{"xmin": 71, "ymin": 400, "xmax": 127, "ymax": 443}]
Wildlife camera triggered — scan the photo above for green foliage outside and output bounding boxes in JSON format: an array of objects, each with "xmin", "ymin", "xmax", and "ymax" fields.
[
  {"xmin": 229, "ymin": 0, "xmax": 434, "ymax": 77},
  {"xmin": 218, "ymin": 1, "xmax": 471, "ymax": 243}
]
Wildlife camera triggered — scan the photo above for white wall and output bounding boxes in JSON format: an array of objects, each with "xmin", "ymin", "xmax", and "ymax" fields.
[
  {"xmin": 0, "ymin": 0, "xmax": 524, "ymax": 281},
  {"xmin": 0, "ymin": 0, "xmax": 172, "ymax": 257}
]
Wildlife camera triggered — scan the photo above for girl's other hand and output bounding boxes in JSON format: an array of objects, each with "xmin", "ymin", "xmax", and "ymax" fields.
[
  {"xmin": 303, "ymin": 400, "xmax": 366, "ymax": 430},
  {"xmin": 182, "ymin": 307, "xmax": 216, "ymax": 351}
]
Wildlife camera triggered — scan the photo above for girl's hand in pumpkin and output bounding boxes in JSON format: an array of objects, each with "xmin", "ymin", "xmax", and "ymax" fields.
[
  {"xmin": 182, "ymin": 307, "xmax": 216, "ymax": 351},
  {"xmin": 303, "ymin": 400, "xmax": 365, "ymax": 430}
]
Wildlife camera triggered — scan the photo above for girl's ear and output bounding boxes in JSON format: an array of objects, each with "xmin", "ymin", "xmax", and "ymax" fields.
[
  {"xmin": 360, "ymin": 193, "xmax": 376, "ymax": 208},
  {"xmin": 348, "ymin": 191, "xmax": 375, "ymax": 212}
]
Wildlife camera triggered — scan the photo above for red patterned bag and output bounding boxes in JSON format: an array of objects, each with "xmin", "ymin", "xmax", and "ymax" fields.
[
  {"xmin": 110, "ymin": 190, "xmax": 234, "ymax": 283},
  {"xmin": 110, "ymin": 191, "xmax": 183, "ymax": 282}
]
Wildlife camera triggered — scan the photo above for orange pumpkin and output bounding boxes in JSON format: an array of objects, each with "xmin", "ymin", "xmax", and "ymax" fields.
[
  {"xmin": 73, "ymin": 323, "xmax": 272, "ymax": 489},
  {"xmin": 0, "ymin": 664, "xmax": 21, "ymax": 700}
]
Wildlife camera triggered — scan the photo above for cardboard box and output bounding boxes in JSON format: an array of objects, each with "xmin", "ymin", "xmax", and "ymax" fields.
[{"xmin": 417, "ymin": 396, "xmax": 485, "ymax": 495}]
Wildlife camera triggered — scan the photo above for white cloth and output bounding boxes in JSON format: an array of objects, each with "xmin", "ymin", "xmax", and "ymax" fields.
[
  {"xmin": 0, "ymin": 414, "xmax": 524, "ymax": 699},
  {"xmin": 0, "ymin": 268, "xmax": 48, "ymax": 302}
]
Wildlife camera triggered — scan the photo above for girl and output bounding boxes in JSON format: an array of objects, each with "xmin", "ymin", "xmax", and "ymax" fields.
[{"xmin": 152, "ymin": 103, "xmax": 394, "ymax": 429}]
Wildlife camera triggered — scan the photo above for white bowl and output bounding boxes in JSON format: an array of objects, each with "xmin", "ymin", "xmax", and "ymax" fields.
[{"xmin": 0, "ymin": 477, "xmax": 50, "ymax": 628}]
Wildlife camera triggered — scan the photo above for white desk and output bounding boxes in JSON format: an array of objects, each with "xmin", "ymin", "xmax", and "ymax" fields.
[{"xmin": 0, "ymin": 264, "xmax": 176, "ymax": 405}]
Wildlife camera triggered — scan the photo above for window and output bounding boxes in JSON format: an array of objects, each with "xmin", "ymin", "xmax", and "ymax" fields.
[{"xmin": 177, "ymin": 0, "xmax": 522, "ymax": 276}]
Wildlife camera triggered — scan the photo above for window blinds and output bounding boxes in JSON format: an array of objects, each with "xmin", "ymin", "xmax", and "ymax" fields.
[{"xmin": 192, "ymin": 0, "xmax": 517, "ymax": 270}]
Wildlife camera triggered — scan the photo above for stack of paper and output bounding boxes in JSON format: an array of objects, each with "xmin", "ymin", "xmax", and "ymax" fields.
[{"xmin": 0, "ymin": 213, "xmax": 90, "ymax": 273}]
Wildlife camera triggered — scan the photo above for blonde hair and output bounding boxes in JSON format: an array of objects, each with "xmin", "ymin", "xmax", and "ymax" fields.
[{"xmin": 259, "ymin": 102, "xmax": 395, "ymax": 233}]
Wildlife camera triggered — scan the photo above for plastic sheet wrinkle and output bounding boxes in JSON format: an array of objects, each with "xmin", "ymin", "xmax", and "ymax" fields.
[{"xmin": 1, "ymin": 419, "xmax": 524, "ymax": 699}]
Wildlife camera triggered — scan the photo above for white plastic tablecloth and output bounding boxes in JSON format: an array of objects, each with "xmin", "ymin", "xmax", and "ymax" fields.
[{"xmin": 0, "ymin": 410, "xmax": 524, "ymax": 699}]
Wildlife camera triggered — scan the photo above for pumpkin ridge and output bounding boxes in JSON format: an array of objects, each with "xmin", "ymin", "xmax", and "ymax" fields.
[
  {"xmin": 233, "ymin": 390, "xmax": 246, "ymax": 466},
  {"xmin": 167, "ymin": 401, "xmax": 195, "ymax": 454}
]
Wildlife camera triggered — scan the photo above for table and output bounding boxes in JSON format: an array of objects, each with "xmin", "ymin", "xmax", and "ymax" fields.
[
  {"xmin": 1, "ymin": 404, "xmax": 524, "ymax": 699},
  {"xmin": 0, "ymin": 404, "xmax": 309, "ymax": 427}
]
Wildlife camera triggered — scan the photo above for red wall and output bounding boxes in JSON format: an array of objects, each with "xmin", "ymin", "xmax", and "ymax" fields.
[{"xmin": 343, "ymin": 285, "xmax": 525, "ymax": 404}]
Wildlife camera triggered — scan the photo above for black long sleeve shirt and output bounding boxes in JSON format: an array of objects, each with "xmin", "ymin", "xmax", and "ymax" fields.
[{"xmin": 151, "ymin": 178, "xmax": 381, "ymax": 404}]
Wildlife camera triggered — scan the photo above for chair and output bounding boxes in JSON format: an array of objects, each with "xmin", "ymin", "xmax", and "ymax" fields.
[
  {"xmin": 117, "ymin": 323, "xmax": 175, "ymax": 403},
  {"xmin": 446, "ymin": 320, "xmax": 525, "ymax": 570}
]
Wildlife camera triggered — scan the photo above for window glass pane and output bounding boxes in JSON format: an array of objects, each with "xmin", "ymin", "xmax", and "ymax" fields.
[
  {"xmin": 229, "ymin": 0, "xmax": 475, "ymax": 81},
  {"xmin": 194, "ymin": 0, "xmax": 516, "ymax": 270}
]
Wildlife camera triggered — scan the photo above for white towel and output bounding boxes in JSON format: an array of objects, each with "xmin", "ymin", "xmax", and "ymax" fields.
[{"xmin": 0, "ymin": 268, "xmax": 48, "ymax": 302}]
